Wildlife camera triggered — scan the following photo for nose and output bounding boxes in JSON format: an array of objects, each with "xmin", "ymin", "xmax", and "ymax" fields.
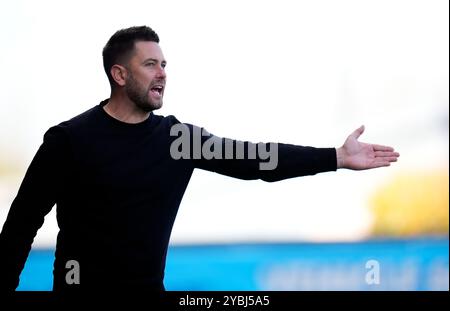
[{"xmin": 156, "ymin": 65, "xmax": 166, "ymax": 79}]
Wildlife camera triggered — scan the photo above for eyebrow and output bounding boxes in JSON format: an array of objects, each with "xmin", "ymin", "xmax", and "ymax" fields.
[{"xmin": 142, "ymin": 58, "xmax": 167, "ymax": 65}]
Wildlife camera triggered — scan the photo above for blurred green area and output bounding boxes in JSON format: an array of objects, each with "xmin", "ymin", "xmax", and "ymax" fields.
[{"xmin": 371, "ymin": 169, "xmax": 449, "ymax": 236}]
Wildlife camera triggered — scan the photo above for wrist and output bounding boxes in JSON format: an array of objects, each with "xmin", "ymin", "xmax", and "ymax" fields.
[{"xmin": 336, "ymin": 147, "xmax": 345, "ymax": 169}]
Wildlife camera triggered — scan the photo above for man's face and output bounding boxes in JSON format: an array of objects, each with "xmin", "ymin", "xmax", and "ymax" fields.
[{"xmin": 125, "ymin": 41, "xmax": 167, "ymax": 112}]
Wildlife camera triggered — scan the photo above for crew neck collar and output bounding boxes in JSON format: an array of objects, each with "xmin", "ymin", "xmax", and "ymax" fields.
[{"xmin": 98, "ymin": 99, "xmax": 154, "ymax": 129}]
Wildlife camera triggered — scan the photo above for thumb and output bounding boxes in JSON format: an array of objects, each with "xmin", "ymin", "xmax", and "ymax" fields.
[{"xmin": 350, "ymin": 125, "xmax": 365, "ymax": 140}]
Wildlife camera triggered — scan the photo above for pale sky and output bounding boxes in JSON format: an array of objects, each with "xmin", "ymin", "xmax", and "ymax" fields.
[{"xmin": 0, "ymin": 0, "xmax": 448, "ymax": 246}]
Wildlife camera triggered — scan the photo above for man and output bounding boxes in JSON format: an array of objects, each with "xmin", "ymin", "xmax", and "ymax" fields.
[{"xmin": 0, "ymin": 26, "xmax": 399, "ymax": 291}]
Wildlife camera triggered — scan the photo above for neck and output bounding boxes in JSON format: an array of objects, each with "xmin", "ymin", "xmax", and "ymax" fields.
[{"xmin": 103, "ymin": 91, "xmax": 150, "ymax": 124}]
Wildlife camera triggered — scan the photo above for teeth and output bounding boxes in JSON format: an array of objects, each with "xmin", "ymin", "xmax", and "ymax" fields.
[
  {"xmin": 151, "ymin": 86, "xmax": 163, "ymax": 95},
  {"xmin": 151, "ymin": 85, "xmax": 164, "ymax": 96}
]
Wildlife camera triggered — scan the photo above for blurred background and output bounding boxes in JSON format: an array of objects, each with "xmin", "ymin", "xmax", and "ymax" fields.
[{"xmin": 0, "ymin": 0, "xmax": 448, "ymax": 290}]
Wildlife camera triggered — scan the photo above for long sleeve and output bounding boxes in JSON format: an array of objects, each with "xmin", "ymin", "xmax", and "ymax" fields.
[
  {"xmin": 0, "ymin": 125, "xmax": 68, "ymax": 291},
  {"xmin": 177, "ymin": 124, "xmax": 337, "ymax": 182}
]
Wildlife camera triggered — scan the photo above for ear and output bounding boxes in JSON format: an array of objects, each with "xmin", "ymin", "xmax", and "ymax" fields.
[{"xmin": 110, "ymin": 64, "xmax": 128, "ymax": 87}]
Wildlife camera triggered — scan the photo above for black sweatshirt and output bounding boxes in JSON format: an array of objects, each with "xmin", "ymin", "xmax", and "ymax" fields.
[{"xmin": 0, "ymin": 99, "xmax": 337, "ymax": 291}]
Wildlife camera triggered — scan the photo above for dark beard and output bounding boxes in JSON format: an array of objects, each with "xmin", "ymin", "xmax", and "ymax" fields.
[{"xmin": 125, "ymin": 73, "xmax": 161, "ymax": 112}]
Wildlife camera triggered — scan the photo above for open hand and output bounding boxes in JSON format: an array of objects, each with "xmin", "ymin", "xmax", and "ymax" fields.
[{"xmin": 336, "ymin": 125, "xmax": 400, "ymax": 170}]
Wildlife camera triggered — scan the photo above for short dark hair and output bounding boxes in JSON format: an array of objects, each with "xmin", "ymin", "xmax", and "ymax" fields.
[{"xmin": 102, "ymin": 26, "xmax": 160, "ymax": 87}]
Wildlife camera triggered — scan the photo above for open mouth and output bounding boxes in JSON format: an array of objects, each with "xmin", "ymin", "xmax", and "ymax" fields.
[{"xmin": 150, "ymin": 85, "xmax": 164, "ymax": 97}]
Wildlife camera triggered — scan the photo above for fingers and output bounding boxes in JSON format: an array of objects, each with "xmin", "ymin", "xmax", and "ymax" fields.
[
  {"xmin": 371, "ymin": 157, "xmax": 398, "ymax": 170},
  {"xmin": 383, "ymin": 157, "xmax": 398, "ymax": 162},
  {"xmin": 373, "ymin": 144, "xmax": 395, "ymax": 152},
  {"xmin": 369, "ymin": 149, "xmax": 399, "ymax": 170},
  {"xmin": 374, "ymin": 150, "xmax": 399, "ymax": 163},
  {"xmin": 350, "ymin": 125, "xmax": 365, "ymax": 140},
  {"xmin": 374, "ymin": 151, "xmax": 400, "ymax": 158}
]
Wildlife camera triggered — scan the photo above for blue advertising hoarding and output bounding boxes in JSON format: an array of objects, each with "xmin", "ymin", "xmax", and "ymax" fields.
[{"xmin": 17, "ymin": 237, "xmax": 449, "ymax": 291}]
